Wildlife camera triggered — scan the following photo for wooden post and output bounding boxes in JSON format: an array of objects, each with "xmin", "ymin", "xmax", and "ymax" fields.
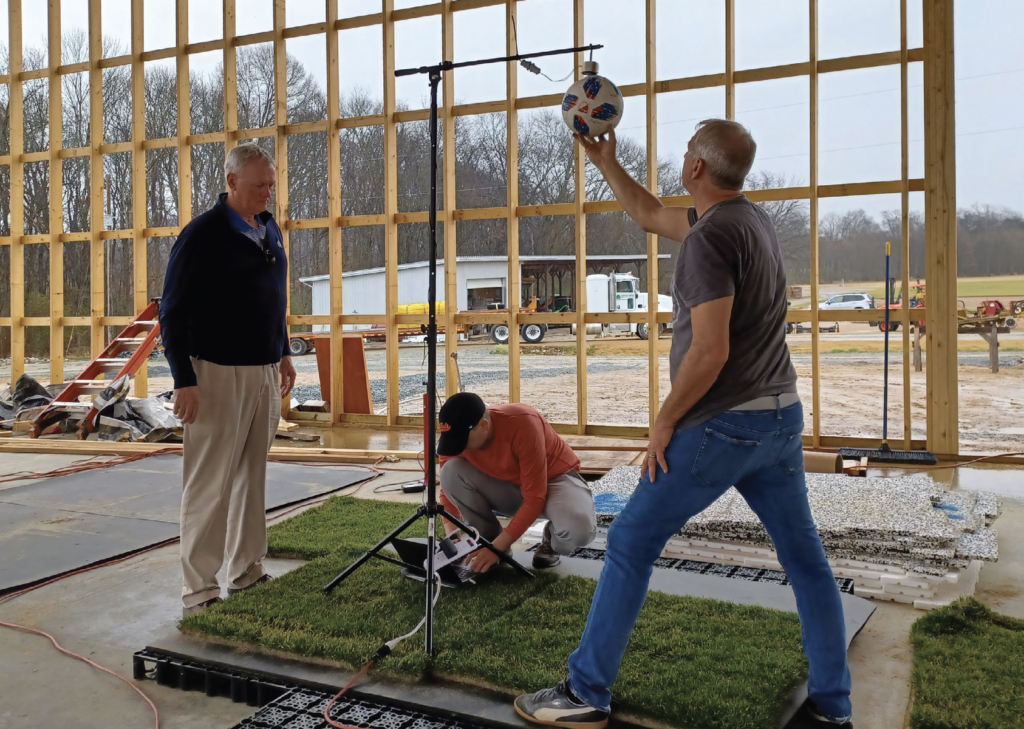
[
  {"xmin": 8, "ymin": 0, "xmax": 25, "ymax": 384},
  {"xmin": 131, "ymin": 0, "xmax": 149, "ymax": 396},
  {"xmin": 49, "ymin": 0, "xmax": 65, "ymax": 387},
  {"xmin": 505, "ymin": 0, "xmax": 521, "ymax": 403},
  {"xmin": 573, "ymin": 0, "xmax": 587, "ymax": 434},
  {"xmin": 273, "ymin": 0, "xmax": 291, "ymax": 418},
  {"xmin": 923, "ymin": 0, "xmax": 958, "ymax": 455},
  {"xmin": 326, "ymin": 0, "xmax": 345, "ymax": 420},
  {"xmin": 808, "ymin": 0, "xmax": 821, "ymax": 448},
  {"xmin": 442, "ymin": 0, "xmax": 459, "ymax": 398},
  {"xmin": 914, "ymin": 325, "xmax": 922, "ymax": 372},
  {"xmin": 725, "ymin": 0, "xmax": 735, "ymax": 119},
  {"xmin": 988, "ymin": 325, "xmax": 999, "ymax": 374},
  {"xmin": 89, "ymin": 0, "xmax": 105, "ymax": 359},
  {"xmin": 899, "ymin": 0, "xmax": 912, "ymax": 448},
  {"xmin": 224, "ymin": 0, "xmax": 238, "ymax": 155},
  {"xmin": 645, "ymin": 0, "xmax": 659, "ymax": 431},
  {"xmin": 383, "ymin": 0, "xmax": 400, "ymax": 422},
  {"xmin": 176, "ymin": 0, "xmax": 192, "ymax": 227}
]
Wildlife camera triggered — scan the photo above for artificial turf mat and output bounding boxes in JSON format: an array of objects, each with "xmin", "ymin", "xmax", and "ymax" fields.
[
  {"xmin": 181, "ymin": 496, "xmax": 808, "ymax": 729},
  {"xmin": 910, "ymin": 598, "xmax": 1024, "ymax": 729}
]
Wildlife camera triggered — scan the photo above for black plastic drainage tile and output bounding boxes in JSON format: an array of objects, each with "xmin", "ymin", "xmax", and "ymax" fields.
[{"xmin": 528, "ymin": 546, "xmax": 856, "ymax": 594}]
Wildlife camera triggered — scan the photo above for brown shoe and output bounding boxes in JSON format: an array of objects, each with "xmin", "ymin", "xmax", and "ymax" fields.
[
  {"xmin": 227, "ymin": 573, "xmax": 274, "ymax": 596},
  {"xmin": 182, "ymin": 597, "xmax": 221, "ymax": 618},
  {"xmin": 532, "ymin": 523, "xmax": 561, "ymax": 569}
]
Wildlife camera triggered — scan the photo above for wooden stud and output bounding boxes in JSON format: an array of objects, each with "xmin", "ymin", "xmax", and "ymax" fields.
[
  {"xmin": 505, "ymin": 0, "xmax": 520, "ymax": 403},
  {"xmin": 224, "ymin": 0, "xmax": 238, "ymax": 155},
  {"xmin": 725, "ymin": 0, "xmax": 735, "ymax": 118},
  {"xmin": 8, "ymin": 0, "xmax": 25, "ymax": 384},
  {"xmin": 89, "ymin": 0, "xmax": 105, "ymax": 359},
  {"xmin": 132, "ymin": 0, "xmax": 148, "ymax": 396},
  {"xmin": 809, "ymin": 0, "xmax": 821, "ymax": 448},
  {"xmin": 900, "ymin": 0, "xmax": 912, "ymax": 449},
  {"xmin": 646, "ymin": 0, "xmax": 659, "ymax": 429},
  {"xmin": 49, "ymin": 0, "xmax": 65, "ymax": 387},
  {"xmin": 442, "ymin": 0, "xmax": 459, "ymax": 397},
  {"xmin": 273, "ymin": 0, "xmax": 291, "ymax": 418},
  {"xmin": 574, "ymin": 0, "xmax": 587, "ymax": 434},
  {"xmin": 383, "ymin": 0, "xmax": 400, "ymax": 423},
  {"xmin": 326, "ymin": 0, "xmax": 345, "ymax": 420},
  {"xmin": 177, "ymin": 0, "xmax": 192, "ymax": 230},
  {"xmin": 923, "ymin": 0, "xmax": 958, "ymax": 455}
]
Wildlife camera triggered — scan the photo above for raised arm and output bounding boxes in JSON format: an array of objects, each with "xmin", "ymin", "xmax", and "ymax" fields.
[{"xmin": 578, "ymin": 129, "xmax": 692, "ymax": 242}]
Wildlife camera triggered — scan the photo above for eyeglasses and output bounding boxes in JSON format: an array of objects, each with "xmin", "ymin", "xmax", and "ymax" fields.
[{"xmin": 261, "ymin": 237, "xmax": 277, "ymax": 267}]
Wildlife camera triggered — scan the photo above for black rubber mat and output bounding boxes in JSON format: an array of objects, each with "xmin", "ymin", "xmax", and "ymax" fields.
[{"xmin": 0, "ymin": 455, "xmax": 372, "ymax": 594}]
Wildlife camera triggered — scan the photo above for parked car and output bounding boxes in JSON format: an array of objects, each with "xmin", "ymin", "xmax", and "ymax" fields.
[{"xmin": 819, "ymin": 293, "xmax": 875, "ymax": 310}]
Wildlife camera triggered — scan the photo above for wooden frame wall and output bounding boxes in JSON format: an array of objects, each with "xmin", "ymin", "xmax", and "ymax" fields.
[{"xmin": 0, "ymin": 0, "xmax": 957, "ymax": 453}]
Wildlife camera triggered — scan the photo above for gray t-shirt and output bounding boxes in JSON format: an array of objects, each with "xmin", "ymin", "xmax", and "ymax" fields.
[{"xmin": 670, "ymin": 195, "xmax": 797, "ymax": 429}]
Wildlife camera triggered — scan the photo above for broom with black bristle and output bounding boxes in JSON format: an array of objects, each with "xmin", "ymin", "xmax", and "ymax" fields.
[{"xmin": 838, "ymin": 241, "xmax": 937, "ymax": 465}]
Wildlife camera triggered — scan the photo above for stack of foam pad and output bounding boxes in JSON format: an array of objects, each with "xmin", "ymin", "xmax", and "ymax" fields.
[{"xmin": 581, "ymin": 467, "xmax": 1001, "ymax": 610}]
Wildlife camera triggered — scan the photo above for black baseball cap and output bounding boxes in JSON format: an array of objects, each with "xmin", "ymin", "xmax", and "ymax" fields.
[{"xmin": 437, "ymin": 392, "xmax": 487, "ymax": 457}]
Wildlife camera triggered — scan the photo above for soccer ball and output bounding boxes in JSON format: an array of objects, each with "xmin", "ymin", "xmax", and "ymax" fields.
[{"xmin": 561, "ymin": 62, "xmax": 624, "ymax": 137}]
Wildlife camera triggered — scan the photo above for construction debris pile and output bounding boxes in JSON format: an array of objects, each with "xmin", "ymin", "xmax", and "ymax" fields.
[
  {"xmin": 588, "ymin": 467, "xmax": 1001, "ymax": 610},
  {"xmin": 1, "ymin": 374, "xmax": 181, "ymax": 442}
]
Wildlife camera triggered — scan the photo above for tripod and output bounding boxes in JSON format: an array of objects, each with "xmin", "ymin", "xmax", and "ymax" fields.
[{"xmin": 323, "ymin": 43, "xmax": 603, "ymax": 656}]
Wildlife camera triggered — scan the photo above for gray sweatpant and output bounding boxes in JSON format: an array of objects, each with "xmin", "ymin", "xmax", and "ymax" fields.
[{"xmin": 440, "ymin": 458, "xmax": 597, "ymax": 555}]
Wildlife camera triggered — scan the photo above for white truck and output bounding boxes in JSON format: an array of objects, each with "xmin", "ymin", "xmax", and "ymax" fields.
[{"xmin": 570, "ymin": 273, "xmax": 673, "ymax": 339}]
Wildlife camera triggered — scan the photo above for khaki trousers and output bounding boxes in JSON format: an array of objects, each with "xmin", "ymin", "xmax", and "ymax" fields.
[
  {"xmin": 180, "ymin": 359, "xmax": 279, "ymax": 608},
  {"xmin": 440, "ymin": 458, "xmax": 597, "ymax": 554}
]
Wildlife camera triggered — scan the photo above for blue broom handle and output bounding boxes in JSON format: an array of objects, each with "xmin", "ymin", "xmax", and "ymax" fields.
[{"xmin": 883, "ymin": 241, "xmax": 890, "ymax": 443}]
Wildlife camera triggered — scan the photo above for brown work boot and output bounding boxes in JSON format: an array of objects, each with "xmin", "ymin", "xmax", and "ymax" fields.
[
  {"xmin": 227, "ymin": 573, "xmax": 274, "ymax": 596},
  {"xmin": 532, "ymin": 523, "xmax": 561, "ymax": 569}
]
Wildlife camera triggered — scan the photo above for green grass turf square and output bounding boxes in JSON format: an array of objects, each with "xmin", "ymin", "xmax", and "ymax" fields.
[
  {"xmin": 911, "ymin": 597, "xmax": 1024, "ymax": 729},
  {"xmin": 181, "ymin": 496, "xmax": 808, "ymax": 729}
]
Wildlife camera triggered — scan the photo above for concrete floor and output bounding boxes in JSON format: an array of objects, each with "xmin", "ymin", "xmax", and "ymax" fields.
[{"xmin": 0, "ymin": 451, "xmax": 1021, "ymax": 729}]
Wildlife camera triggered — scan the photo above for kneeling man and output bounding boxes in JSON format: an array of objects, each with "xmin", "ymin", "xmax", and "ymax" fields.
[{"xmin": 437, "ymin": 392, "xmax": 597, "ymax": 571}]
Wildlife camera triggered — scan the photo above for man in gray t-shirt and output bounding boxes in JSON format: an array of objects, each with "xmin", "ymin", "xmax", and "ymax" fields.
[
  {"xmin": 516, "ymin": 120, "xmax": 853, "ymax": 729},
  {"xmin": 671, "ymin": 195, "xmax": 798, "ymax": 430}
]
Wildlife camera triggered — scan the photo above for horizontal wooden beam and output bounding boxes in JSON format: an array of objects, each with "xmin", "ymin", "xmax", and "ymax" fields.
[
  {"xmin": 453, "ymin": 207, "xmax": 507, "ymax": 221},
  {"xmin": 284, "ymin": 217, "xmax": 330, "ymax": 230},
  {"xmin": 341, "ymin": 214, "xmax": 388, "ymax": 227},
  {"xmin": 788, "ymin": 308, "xmax": 926, "ymax": 323}
]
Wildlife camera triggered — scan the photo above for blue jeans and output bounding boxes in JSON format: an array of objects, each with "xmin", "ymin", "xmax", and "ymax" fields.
[{"xmin": 567, "ymin": 403, "xmax": 852, "ymax": 722}]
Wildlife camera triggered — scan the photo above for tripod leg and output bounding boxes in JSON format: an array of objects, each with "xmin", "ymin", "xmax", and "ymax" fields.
[
  {"xmin": 442, "ymin": 509, "xmax": 535, "ymax": 578},
  {"xmin": 322, "ymin": 507, "xmax": 426, "ymax": 593}
]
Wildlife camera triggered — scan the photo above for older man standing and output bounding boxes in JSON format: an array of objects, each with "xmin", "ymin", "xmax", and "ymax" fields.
[
  {"xmin": 161, "ymin": 144, "xmax": 296, "ymax": 618},
  {"xmin": 514, "ymin": 120, "xmax": 852, "ymax": 728}
]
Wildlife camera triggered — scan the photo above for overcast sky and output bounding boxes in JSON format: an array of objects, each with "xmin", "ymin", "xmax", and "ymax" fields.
[{"xmin": 5, "ymin": 0, "xmax": 1022, "ymax": 220}]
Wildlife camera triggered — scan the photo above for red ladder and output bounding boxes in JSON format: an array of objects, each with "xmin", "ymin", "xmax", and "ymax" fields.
[{"xmin": 31, "ymin": 299, "xmax": 163, "ymax": 439}]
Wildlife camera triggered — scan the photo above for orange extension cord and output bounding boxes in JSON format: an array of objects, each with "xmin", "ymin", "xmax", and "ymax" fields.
[{"xmin": 0, "ymin": 449, "xmax": 388, "ymax": 729}]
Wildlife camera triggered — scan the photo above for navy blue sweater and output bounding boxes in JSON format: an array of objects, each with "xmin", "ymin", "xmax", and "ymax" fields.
[{"xmin": 159, "ymin": 195, "xmax": 289, "ymax": 389}]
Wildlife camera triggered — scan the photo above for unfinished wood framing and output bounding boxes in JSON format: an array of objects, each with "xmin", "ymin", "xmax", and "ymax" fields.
[
  {"xmin": 442, "ymin": 0, "xmax": 459, "ymax": 398},
  {"xmin": 505, "ymin": 0, "xmax": 521, "ymax": 404},
  {"xmin": 645, "ymin": 0, "xmax": 659, "ymax": 430},
  {"xmin": 9, "ymin": 0, "xmax": 25, "ymax": 384},
  {"xmin": 923, "ymin": 0, "xmax": 958, "ymax": 455},
  {"xmin": 808, "ymin": 0, "xmax": 821, "ymax": 448},
  {"xmin": 48, "ymin": 0, "xmax": 64, "ymax": 387},
  {"xmin": 131, "ymin": 0, "xmax": 148, "ymax": 396},
  {"xmin": 0, "ymin": 0, "xmax": 964, "ymax": 452},
  {"xmin": 900, "ymin": 0, "xmax": 912, "ymax": 449},
  {"xmin": 326, "ymin": 0, "xmax": 346, "ymax": 421},
  {"xmin": 573, "ymin": 0, "xmax": 587, "ymax": 434}
]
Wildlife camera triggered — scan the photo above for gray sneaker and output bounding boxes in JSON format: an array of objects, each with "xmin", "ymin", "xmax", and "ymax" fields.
[
  {"xmin": 514, "ymin": 680, "xmax": 609, "ymax": 729},
  {"xmin": 532, "ymin": 523, "xmax": 560, "ymax": 569},
  {"xmin": 182, "ymin": 597, "xmax": 221, "ymax": 618},
  {"xmin": 227, "ymin": 573, "xmax": 273, "ymax": 596}
]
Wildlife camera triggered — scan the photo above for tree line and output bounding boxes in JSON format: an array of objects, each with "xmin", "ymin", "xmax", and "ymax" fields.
[{"xmin": 1, "ymin": 35, "xmax": 1023, "ymax": 359}]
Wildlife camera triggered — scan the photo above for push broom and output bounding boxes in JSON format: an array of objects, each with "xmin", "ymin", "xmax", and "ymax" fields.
[{"xmin": 838, "ymin": 242, "xmax": 938, "ymax": 465}]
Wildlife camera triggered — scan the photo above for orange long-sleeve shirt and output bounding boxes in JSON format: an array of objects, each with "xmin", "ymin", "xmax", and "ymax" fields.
[{"xmin": 439, "ymin": 403, "xmax": 581, "ymax": 542}]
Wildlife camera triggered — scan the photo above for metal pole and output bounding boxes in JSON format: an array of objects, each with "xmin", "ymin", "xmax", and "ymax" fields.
[{"xmin": 424, "ymin": 69, "xmax": 442, "ymax": 655}]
